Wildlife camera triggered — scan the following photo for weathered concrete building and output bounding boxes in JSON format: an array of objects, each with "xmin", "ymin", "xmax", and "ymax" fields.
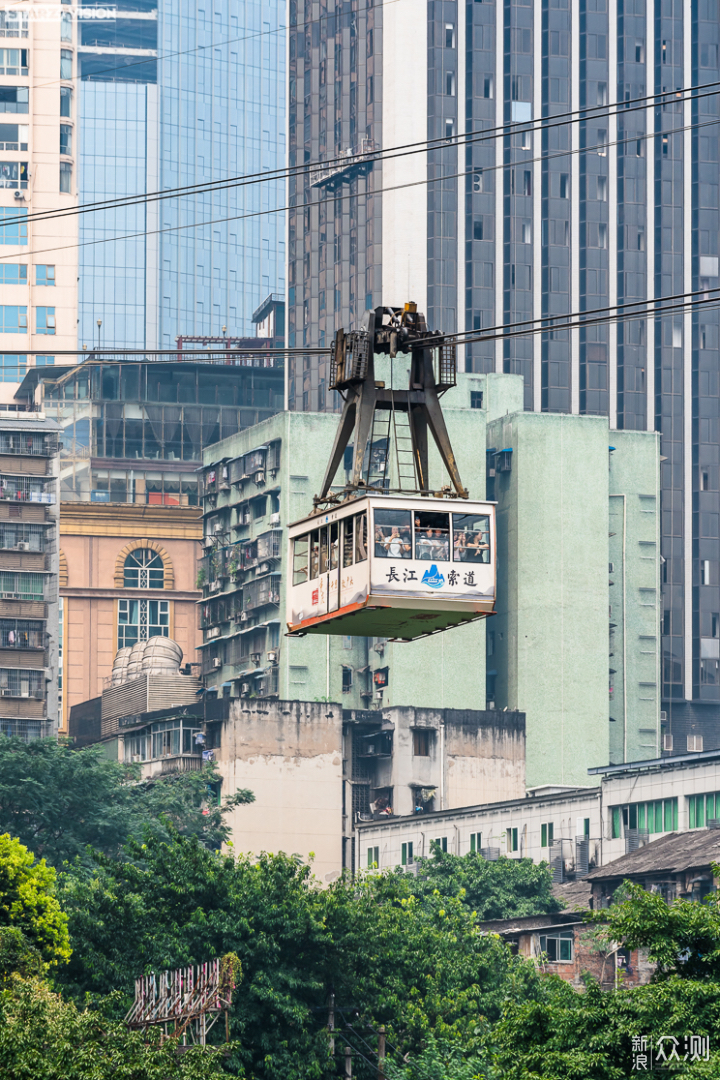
[
  {"xmin": 487, "ymin": 410, "xmax": 661, "ymax": 785},
  {"xmin": 0, "ymin": 407, "xmax": 61, "ymax": 737}
]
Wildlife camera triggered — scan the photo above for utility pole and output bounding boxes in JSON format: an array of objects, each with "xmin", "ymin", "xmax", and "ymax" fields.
[
  {"xmin": 377, "ymin": 1026, "xmax": 386, "ymax": 1080},
  {"xmin": 328, "ymin": 991, "xmax": 335, "ymax": 1058},
  {"xmin": 344, "ymin": 1045, "xmax": 353, "ymax": 1078}
]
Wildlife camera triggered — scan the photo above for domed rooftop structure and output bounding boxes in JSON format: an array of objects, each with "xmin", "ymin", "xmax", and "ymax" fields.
[{"xmin": 110, "ymin": 637, "xmax": 184, "ymax": 685}]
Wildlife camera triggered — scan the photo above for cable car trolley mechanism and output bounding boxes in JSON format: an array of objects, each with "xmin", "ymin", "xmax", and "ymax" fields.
[{"xmin": 287, "ymin": 303, "xmax": 496, "ymax": 642}]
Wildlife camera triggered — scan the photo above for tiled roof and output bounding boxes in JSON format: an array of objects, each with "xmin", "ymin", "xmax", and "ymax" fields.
[{"xmin": 585, "ymin": 829, "xmax": 720, "ymax": 881}]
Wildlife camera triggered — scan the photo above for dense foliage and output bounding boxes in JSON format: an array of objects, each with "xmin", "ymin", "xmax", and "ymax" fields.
[
  {"xmin": 0, "ymin": 833, "xmax": 70, "ymax": 972},
  {"xmin": 0, "ymin": 737, "xmax": 253, "ymax": 865},
  {"xmin": 56, "ymin": 837, "xmax": 548, "ymax": 1078}
]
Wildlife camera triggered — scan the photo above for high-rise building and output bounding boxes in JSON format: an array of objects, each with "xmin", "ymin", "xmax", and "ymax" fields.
[
  {"xmin": 0, "ymin": 0, "xmax": 286, "ymax": 380},
  {"xmin": 0, "ymin": 3, "xmax": 79, "ymax": 387},
  {"xmin": 287, "ymin": 0, "xmax": 720, "ymax": 729},
  {"xmin": 0, "ymin": 406, "xmax": 61, "ymax": 739},
  {"xmin": 77, "ymin": 0, "xmax": 286, "ymax": 349}
]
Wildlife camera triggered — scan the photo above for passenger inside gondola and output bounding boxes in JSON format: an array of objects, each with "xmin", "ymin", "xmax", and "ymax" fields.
[
  {"xmin": 414, "ymin": 512, "xmax": 451, "ymax": 560},
  {"xmin": 453, "ymin": 513, "xmax": 490, "ymax": 563},
  {"xmin": 374, "ymin": 508, "xmax": 412, "ymax": 558}
]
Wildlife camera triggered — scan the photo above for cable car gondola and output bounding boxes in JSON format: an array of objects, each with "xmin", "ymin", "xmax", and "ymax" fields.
[{"xmin": 286, "ymin": 303, "xmax": 496, "ymax": 642}]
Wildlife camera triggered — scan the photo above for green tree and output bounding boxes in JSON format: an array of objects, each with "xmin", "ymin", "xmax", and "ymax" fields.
[
  {"xmin": 405, "ymin": 849, "xmax": 561, "ymax": 920},
  {"xmin": 0, "ymin": 976, "xmax": 229, "ymax": 1080},
  {"xmin": 0, "ymin": 738, "xmax": 253, "ymax": 866},
  {"xmin": 0, "ymin": 834, "xmax": 70, "ymax": 972},
  {"xmin": 56, "ymin": 835, "xmax": 536, "ymax": 1079}
]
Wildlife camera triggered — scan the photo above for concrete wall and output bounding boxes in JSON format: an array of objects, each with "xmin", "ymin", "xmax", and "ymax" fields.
[
  {"xmin": 488, "ymin": 412, "xmax": 610, "ymax": 788},
  {"xmin": 608, "ymin": 431, "xmax": 662, "ymax": 763},
  {"xmin": 215, "ymin": 699, "xmax": 344, "ymax": 882}
]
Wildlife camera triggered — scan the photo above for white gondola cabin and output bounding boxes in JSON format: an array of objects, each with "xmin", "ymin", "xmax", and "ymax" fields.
[{"xmin": 287, "ymin": 495, "xmax": 495, "ymax": 641}]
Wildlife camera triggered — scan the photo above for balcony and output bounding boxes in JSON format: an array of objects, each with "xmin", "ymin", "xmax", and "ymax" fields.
[
  {"xmin": 0, "ymin": 476, "xmax": 55, "ymax": 504},
  {"xmin": 0, "ymin": 433, "xmax": 59, "ymax": 458}
]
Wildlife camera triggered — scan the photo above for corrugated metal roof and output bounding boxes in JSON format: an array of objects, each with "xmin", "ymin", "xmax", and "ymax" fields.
[{"xmin": 586, "ymin": 828, "xmax": 720, "ymax": 881}]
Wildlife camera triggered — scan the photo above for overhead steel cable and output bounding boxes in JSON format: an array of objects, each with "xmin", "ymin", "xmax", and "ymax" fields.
[
  {"xmin": 3, "ymin": 77, "xmax": 719, "ymax": 233},
  {"xmin": 4, "ymin": 107, "xmax": 718, "ymax": 263},
  {"xmin": 3, "ymin": 286, "xmax": 720, "ymax": 358}
]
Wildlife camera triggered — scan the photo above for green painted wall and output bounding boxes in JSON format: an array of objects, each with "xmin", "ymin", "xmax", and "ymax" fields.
[
  {"xmin": 488, "ymin": 412, "xmax": 610, "ymax": 788},
  {"xmin": 608, "ymin": 430, "xmax": 662, "ymax": 763}
]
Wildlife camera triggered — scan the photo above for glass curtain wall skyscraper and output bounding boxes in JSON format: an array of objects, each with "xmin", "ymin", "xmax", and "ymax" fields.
[
  {"xmin": 288, "ymin": 0, "xmax": 720, "ymax": 725},
  {"xmin": 78, "ymin": 0, "xmax": 286, "ymax": 349}
]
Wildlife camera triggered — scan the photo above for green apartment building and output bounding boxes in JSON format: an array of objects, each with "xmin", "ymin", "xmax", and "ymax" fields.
[{"xmin": 199, "ymin": 369, "xmax": 660, "ymax": 786}]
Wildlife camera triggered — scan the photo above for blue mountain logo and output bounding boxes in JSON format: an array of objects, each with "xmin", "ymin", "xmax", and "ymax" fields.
[{"xmin": 421, "ymin": 564, "xmax": 445, "ymax": 589}]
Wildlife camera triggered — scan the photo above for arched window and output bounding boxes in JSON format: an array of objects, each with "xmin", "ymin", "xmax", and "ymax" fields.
[{"xmin": 124, "ymin": 548, "xmax": 164, "ymax": 589}]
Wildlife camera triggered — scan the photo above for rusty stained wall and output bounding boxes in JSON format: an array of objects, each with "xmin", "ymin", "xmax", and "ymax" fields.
[
  {"xmin": 377, "ymin": 707, "xmax": 526, "ymax": 816},
  {"xmin": 444, "ymin": 709, "xmax": 526, "ymax": 809},
  {"xmin": 216, "ymin": 699, "xmax": 344, "ymax": 882}
]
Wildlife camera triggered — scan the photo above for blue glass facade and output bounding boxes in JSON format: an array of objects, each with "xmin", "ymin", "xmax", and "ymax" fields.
[{"xmin": 78, "ymin": 0, "xmax": 285, "ymax": 349}]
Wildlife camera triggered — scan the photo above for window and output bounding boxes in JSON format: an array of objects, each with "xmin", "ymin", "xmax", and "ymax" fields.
[
  {"xmin": 541, "ymin": 822, "xmax": 554, "ymax": 847},
  {"xmin": 60, "ymin": 49, "xmax": 72, "ymax": 79},
  {"xmin": 445, "ymin": 23, "xmax": 455, "ymax": 47},
  {"xmin": 59, "ymin": 162, "xmax": 72, "ymax": 192},
  {"xmin": 0, "ymin": 162, "xmax": 28, "ymax": 189},
  {"xmin": 0, "ymin": 618, "xmax": 45, "ymax": 648},
  {"xmin": 0, "ymin": 87, "xmax": 28, "ymax": 114},
  {"xmin": 0, "ymin": 265, "xmax": 26, "ymax": 284},
  {"xmin": 0, "ymin": 572, "xmax": 43, "ymax": 600},
  {"xmin": 702, "ymin": 560, "xmax": 711, "ymax": 585},
  {"xmin": 59, "ymin": 124, "xmax": 72, "ymax": 156},
  {"xmin": 688, "ymin": 735, "xmax": 704, "ymax": 752},
  {"xmin": 540, "ymin": 931, "xmax": 573, "ymax": 962},
  {"xmin": 506, "ymin": 828, "xmax": 518, "ymax": 852},
  {"xmin": 0, "ymin": 668, "xmax": 44, "ymax": 697},
  {"xmin": 453, "ymin": 513, "xmax": 490, "ymax": 563},
  {"xmin": 446, "ymin": 71, "xmax": 456, "ymax": 96},
  {"xmin": 598, "ymin": 223, "xmax": 608, "ymax": 249},
  {"xmin": 0, "ymin": 355, "xmax": 25, "ymax": 381},
  {"xmin": 124, "ymin": 549, "xmax": 164, "ymax": 588},
  {"xmin": 413, "ymin": 729, "xmax": 431, "ymax": 756},
  {"xmin": 469, "ymin": 832, "xmax": 482, "ymax": 853},
  {"xmin": 473, "ymin": 218, "xmax": 484, "ymax": 240},
  {"xmin": 60, "ymin": 11, "xmax": 72, "ymax": 40},
  {"xmin": 483, "ymin": 75, "xmax": 494, "ymax": 99},
  {"xmin": 611, "ymin": 798, "xmax": 678, "ymax": 837},
  {"xmin": 354, "ymin": 512, "xmax": 368, "ymax": 563},
  {"xmin": 689, "ymin": 791, "xmax": 720, "ymax": 828},
  {"xmin": 341, "ymin": 665, "xmax": 352, "ymax": 692},
  {"xmin": 414, "ymin": 511, "xmax": 450, "ymax": 561},
  {"xmin": 0, "ymin": 123, "xmax": 27, "ymax": 151},
  {"xmin": 367, "ymin": 846, "xmax": 379, "ymax": 868},
  {"xmin": 634, "ymin": 39, "xmax": 645, "ymax": 63},
  {"xmin": 117, "ymin": 598, "xmax": 169, "ymax": 649},
  {"xmin": 0, "ymin": 207, "xmax": 27, "ymax": 244},
  {"xmin": 35, "ymin": 307, "xmax": 55, "ymax": 335},
  {"xmin": 560, "ymin": 173, "xmax": 569, "ymax": 198},
  {"xmin": 293, "ymin": 535, "xmax": 309, "ymax": 584},
  {"xmin": 597, "ymin": 176, "xmax": 607, "ymax": 201},
  {"xmin": 0, "ymin": 306, "xmax": 27, "ymax": 333},
  {"xmin": 445, "ymin": 119, "xmax": 455, "ymax": 139},
  {"xmin": 0, "ymin": 49, "xmax": 27, "ymax": 75},
  {"xmin": 60, "ymin": 87, "xmax": 72, "ymax": 117},
  {"xmin": 36, "ymin": 355, "xmax": 54, "ymax": 366},
  {"xmin": 401, "ymin": 841, "xmax": 413, "ymax": 865},
  {"xmin": 470, "ymin": 391, "xmax": 483, "ymax": 409},
  {"xmin": 432, "ymin": 837, "xmax": 448, "ymax": 853},
  {"xmin": 374, "ymin": 508, "xmax": 412, "ymax": 559},
  {"xmin": 35, "ymin": 265, "xmax": 55, "ymax": 286}
]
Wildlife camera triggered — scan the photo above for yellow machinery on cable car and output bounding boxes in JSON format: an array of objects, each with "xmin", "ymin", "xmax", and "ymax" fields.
[{"xmin": 286, "ymin": 303, "xmax": 496, "ymax": 642}]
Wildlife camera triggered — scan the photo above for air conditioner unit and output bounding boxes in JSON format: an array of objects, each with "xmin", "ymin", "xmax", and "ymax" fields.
[
  {"xmin": 16, "ymin": 542, "xmax": 30, "ymax": 551},
  {"xmin": 660, "ymin": 710, "xmax": 668, "ymax": 721},
  {"xmin": 267, "ymin": 651, "xmax": 278, "ymax": 664},
  {"xmin": 242, "ymin": 513, "xmax": 251, "ymax": 524},
  {"xmin": 257, "ymin": 683, "xmax": 266, "ymax": 695},
  {"xmin": 269, "ymin": 593, "xmax": 280, "ymax": 604},
  {"xmin": 254, "ymin": 471, "xmax": 265, "ymax": 483},
  {"xmin": 212, "ymin": 657, "xmax": 222, "ymax": 669},
  {"xmin": 1, "ymin": 689, "xmax": 12, "ymax": 696},
  {"xmin": 240, "ymin": 612, "xmax": 247, "ymax": 622},
  {"xmin": 250, "ymin": 652, "xmax": 262, "ymax": 663},
  {"xmin": 202, "ymin": 536, "xmax": 214, "ymax": 549},
  {"xmin": 213, "ymin": 523, "xmax": 224, "ymax": 534},
  {"xmin": 270, "ymin": 513, "xmax": 281, "ymax": 525},
  {"xmin": 33, "ymin": 690, "xmax": 43, "ymax": 699},
  {"xmin": 241, "ymin": 682, "xmax": 250, "ymax": 696}
]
